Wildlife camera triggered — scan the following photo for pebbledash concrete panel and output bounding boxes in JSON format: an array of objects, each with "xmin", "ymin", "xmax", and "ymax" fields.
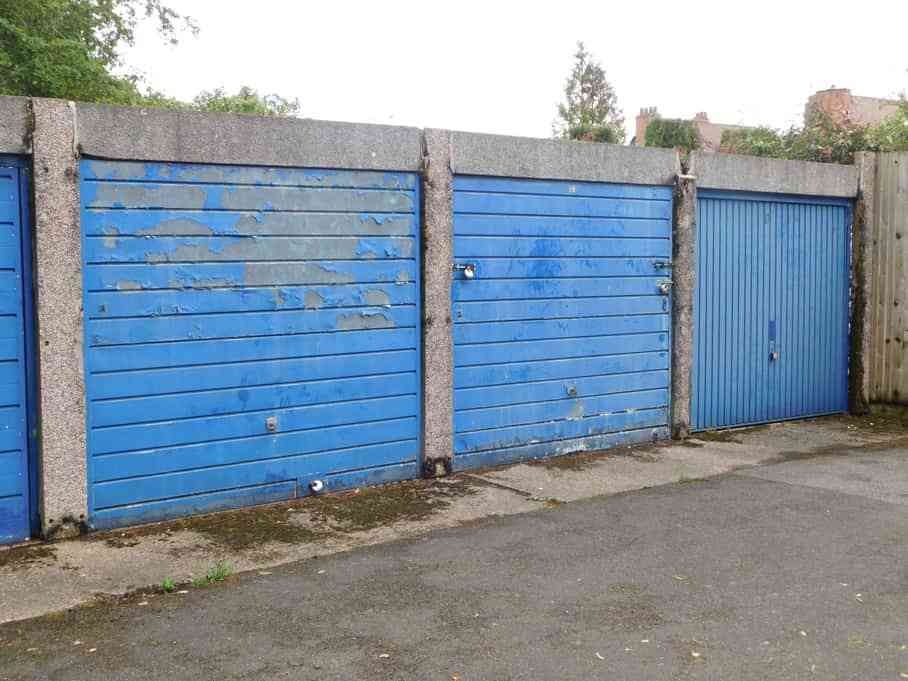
[
  {"xmin": 692, "ymin": 151, "xmax": 859, "ymax": 198},
  {"xmin": 450, "ymin": 175, "xmax": 673, "ymax": 470},
  {"xmin": 449, "ymin": 130, "xmax": 678, "ymax": 186},
  {"xmin": 76, "ymin": 104, "xmax": 423, "ymax": 172},
  {"xmin": 79, "ymin": 159, "xmax": 422, "ymax": 529},
  {"xmin": 0, "ymin": 97, "xmax": 30, "ymax": 155}
]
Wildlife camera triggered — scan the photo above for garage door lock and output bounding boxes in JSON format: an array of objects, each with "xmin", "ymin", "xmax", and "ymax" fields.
[
  {"xmin": 657, "ymin": 280, "xmax": 673, "ymax": 295},
  {"xmin": 453, "ymin": 263, "xmax": 476, "ymax": 279}
]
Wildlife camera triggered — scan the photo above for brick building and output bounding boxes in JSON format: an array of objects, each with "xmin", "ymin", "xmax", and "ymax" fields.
[
  {"xmin": 805, "ymin": 88, "xmax": 901, "ymax": 127},
  {"xmin": 632, "ymin": 108, "xmax": 750, "ymax": 152}
]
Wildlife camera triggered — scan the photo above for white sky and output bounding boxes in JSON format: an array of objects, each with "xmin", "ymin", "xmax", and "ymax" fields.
[{"xmin": 125, "ymin": 0, "xmax": 908, "ymax": 140}]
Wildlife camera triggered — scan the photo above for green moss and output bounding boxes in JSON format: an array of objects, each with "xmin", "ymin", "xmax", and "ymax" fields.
[{"xmin": 306, "ymin": 479, "xmax": 478, "ymax": 532}]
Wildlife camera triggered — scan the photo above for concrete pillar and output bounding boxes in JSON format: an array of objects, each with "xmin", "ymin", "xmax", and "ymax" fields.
[
  {"xmin": 671, "ymin": 164, "xmax": 697, "ymax": 438},
  {"xmin": 421, "ymin": 129, "xmax": 454, "ymax": 474},
  {"xmin": 850, "ymin": 152, "xmax": 876, "ymax": 413},
  {"xmin": 30, "ymin": 99, "xmax": 87, "ymax": 538}
]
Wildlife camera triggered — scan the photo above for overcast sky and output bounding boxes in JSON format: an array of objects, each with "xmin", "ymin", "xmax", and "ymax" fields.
[{"xmin": 125, "ymin": 1, "xmax": 908, "ymax": 140}]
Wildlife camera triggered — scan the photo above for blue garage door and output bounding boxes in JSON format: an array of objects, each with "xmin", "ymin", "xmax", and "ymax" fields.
[
  {"xmin": 451, "ymin": 176, "xmax": 672, "ymax": 470},
  {"xmin": 0, "ymin": 159, "xmax": 36, "ymax": 544},
  {"xmin": 80, "ymin": 160, "xmax": 421, "ymax": 529},
  {"xmin": 692, "ymin": 191, "xmax": 851, "ymax": 431}
]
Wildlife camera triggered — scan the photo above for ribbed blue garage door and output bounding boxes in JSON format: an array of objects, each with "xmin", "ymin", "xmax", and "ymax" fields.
[
  {"xmin": 80, "ymin": 160, "xmax": 421, "ymax": 529},
  {"xmin": 0, "ymin": 159, "xmax": 36, "ymax": 545},
  {"xmin": 451, "ymin": 176, "xmax": 672, "ymax": 470},
  {"xmin": 692, "ymin": 191, "xmax": 851, "ymax": 431}
]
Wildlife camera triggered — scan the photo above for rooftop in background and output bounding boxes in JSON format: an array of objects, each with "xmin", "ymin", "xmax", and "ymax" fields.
[
  {"xmin": 806, "ymin": 88, "xmax": 902, "ymax": 127},
  {"xmin": 631, "ymin": 107, "xmax": 751, "ymax": 152}
]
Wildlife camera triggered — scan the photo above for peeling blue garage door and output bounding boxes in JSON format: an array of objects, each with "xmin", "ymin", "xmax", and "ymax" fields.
[
  {"xmin": 80, "ymin": 160, "xmax": 421, "ymax": 530},
  {"xmin": 451, "ymin": 176, "xmax": 672, "ymax": 471},
  {"xmin": 0, "ymin": 158, "xmax": 37, "ymax": 544}
]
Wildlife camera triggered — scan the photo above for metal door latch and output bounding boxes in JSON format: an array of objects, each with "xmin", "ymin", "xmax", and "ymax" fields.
[
  {"xmin": 769, "ymin": 351, "xmax": 780, "ymax": 362},
  {"xmin": 653, "ymin": 260, "xmax": 673, "ymax": 270},
  {"xmin": 657, "ymin": 280, "xmax": 673, "ymax": 295},
  {"xmin": 453, "ymin": 263, "xmax": 476, "ymax": 279}
]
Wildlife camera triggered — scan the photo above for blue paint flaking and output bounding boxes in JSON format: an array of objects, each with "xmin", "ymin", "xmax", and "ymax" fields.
[
  {"xmin": 79, "ymin": 160, "xmax": 422, "ymax": 530},
  {"xmin": 451, "ymin": 175, "xmax": 671, "ymax": 464}
]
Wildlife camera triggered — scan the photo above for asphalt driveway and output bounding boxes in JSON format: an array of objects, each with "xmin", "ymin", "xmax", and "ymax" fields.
[{"xmin": 2, "ymin": 443, "xmax": 907, "ymax": 680}]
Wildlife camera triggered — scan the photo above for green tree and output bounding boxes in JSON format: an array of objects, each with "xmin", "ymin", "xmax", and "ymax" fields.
[
  {"xmin": 0, "ymin": 0, "xmax": 196, "ymax": 104},
  {"xmin": 554, "ymin": 42, "xmax": 625, "ymax": 144},
  {"xmin": 192, "ymin": 86, "xmax": 300, "ymax": 116},
  {"xmin": 0, "ymin": 1, "xmax": 301, "ymax": 116},
  {"xmin": 644, "ymin": 117, "xmax": 701, "ymax": 151},
  {"xmin": 866, "ymin": 100, "xmax": 908, "ymax": 152},
  {"xmin": 720, "ymin": 108, "xmax": 908, "ymax": 165}
]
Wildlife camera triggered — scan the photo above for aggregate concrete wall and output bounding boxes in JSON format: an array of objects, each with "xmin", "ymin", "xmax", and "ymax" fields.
[
  {"xmin": 850, "ymin": 152, "xmax": 876, "ymax": 412},
  {"xmin": 31, "ymin": 99, "xmax": 87, "ymax": 538},
  {"xmin": 422, "ymin": 130, "xmax": 455, "ymax": 471},
  {"xmin": 0, "ymin": 96, "xmax": 30, "ymax": 155},
  {"xmin": 691, "ymin": 151, "xmax": 859, "ymax": 198},
  {"xmin": 671, "ymin": 175, "xmax": 696, "ymax": 438},
  {"xmin": 76, "ymin": 104, "xmax": 423, "ymax": 171},
  {"xmin": 450, "ymin": 130, "xmax": 678, "ymax": 185}
]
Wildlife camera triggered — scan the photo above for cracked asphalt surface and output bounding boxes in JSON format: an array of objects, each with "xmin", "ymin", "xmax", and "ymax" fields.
[{"xmin": 2, "ymin": 447, "xmax": 907, "ymax": 680}]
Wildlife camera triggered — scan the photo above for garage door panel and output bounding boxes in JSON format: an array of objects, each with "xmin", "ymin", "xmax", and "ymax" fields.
[
  {"xmin": 83, "ymin": 209, "xmax": 416, "ymax": 237},
  {"xmin": 455, "ymin": 237, "xmax": 670, "ymax": 259},
  {"xmin": 84, "ymin": 261, "xmax": 416, "ymax": 291},
  {"xmin": 94, "ymin": 437, "xmax": 420, "ymax": 511},
  {"xmin": 456, "ymin": 350, "xmax": 669, "ymax": 390},
  {"xmin": 454, "ymin": 296, "xmax": 667, "ymax": 323},
  {"xmin": 456, "ymin": 389, "xmax": 669, "ymax": 433},
  {"xmin": 87, "ymin": 305, "xmax": 417, "ymax": 345},
  {"xmin": 82, "ymin": 181, "xmax": 414, "ymax": 213},
  {"xmin": 454, "ymin": 193, "xmax": 671, "ymax": 220},
  {"xmin": 453, "ymin": 175, "xmax": 671, "ymax": 466},
  {"xmin": 82, "ymin": 160, "xmax": 421, "ymax": 528},
  {"xmin": 455, "ymin": 408, "xmax": 668, "ymax": 455},
  {"xmin": 455, "ymin": 370, "xmax": 670, "ymax": 411},
  {"xmin": 83, "ymin": 159, "xmax": 417, "ymax": 190},
  {"xmin": 454, "ymin": 277, "xmax": 664, "ymax": 302},
  {"xmin": 91, "ymin": 394, "xmax": 418, "ymax": 455},
  {"xmin": 92, "ymin": 418, "xmax": 418, "ymax": 484},
  {"xmin": 89, "ymin": 328, "xmax": 416, "ymax": 373},
  {"xmin": 455, "ymin": 333, "xmax": 669, "ymax": 367},
  {"xmin": 93, "ymin": 372, "xmax": 419, "ymax": 428},
  {"xmin": 453, "ymin": 257, "xmax": 663, "ymax": 279},
  {"xmin": 454, "ymin": 315, "xmax": 667, "ymax": 345},
  {"xmin": 454, "ymin": 215, "xmax": 669, "ymax": 238},
  {"xmin": 87, "ymin": 283, "xmax": 414, "ymax": 318},
  {"xmin": 85, "ymin": 235, "xmax": 415, "ymax": 264},
  {"xmin": 91, "ymin": 350, "xmax": 417, "ymax": 400}
]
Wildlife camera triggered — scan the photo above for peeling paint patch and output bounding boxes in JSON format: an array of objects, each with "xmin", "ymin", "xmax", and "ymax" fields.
[
  {"xmin": 244, "ymin": 263, "xmax": 355, "ymax": 286},
  {"xmin": 115, "ymin": 280, "xmax": 143, "ymax": 291},
  {"xmin": 138, "ymin": 218, "xmax": 214, "ymax": 237},
  {"xmin": 168, "ymin": 276, "xmax": 236, "ymax": 290},
  {"xmin": 395, "ymin": 270, "xmax": 411, "ymax": 285},
  {"xmin": 89, "ymin": 183, "xmax": 206, "ymax": 210},
  {"xmin": 336, "ymin": 312, "xmax": 395, "ymax": 331},
  {"xmin": 304, "ymin": 290, "xmax": 325, "ymax": 310},
  {"xmin": 102, "ymin": 226, "xmax": 119, "ymax": 249},
  {"xmin": 365, "ymin": 290, "xmax": 391, "ymax": 307},
  {"xmin": 567, "ymin": 401, "xmax": 585, "ymax": 421},
  {"xmin": 272, "ymin": 288, "xmax": 286, "ymax": 306}
]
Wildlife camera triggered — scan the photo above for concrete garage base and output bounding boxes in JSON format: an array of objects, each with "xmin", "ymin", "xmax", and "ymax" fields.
[{"xmin": 1, "ymin": 414, "xmax": 905, "ymax": 625}]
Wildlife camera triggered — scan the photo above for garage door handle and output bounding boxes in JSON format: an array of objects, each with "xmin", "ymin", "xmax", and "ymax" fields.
[
  {"xmin": 657, "ymin": 280, "xmax": 673, "ymax": 295},
  {"xmin": 453, "ymin": 263, "xmax": 476, "ymax": 279}
]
